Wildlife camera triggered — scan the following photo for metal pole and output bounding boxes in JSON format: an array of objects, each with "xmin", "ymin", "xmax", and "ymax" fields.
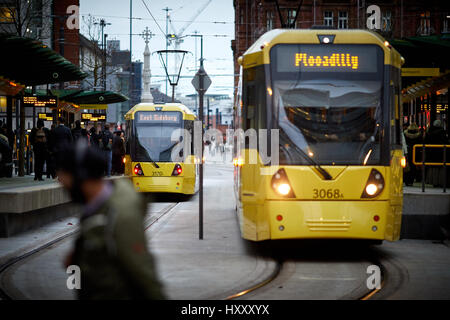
[
  {"xmin": 443, "ymin": 145, "xmax": 447, "ymax": 193},
  {"xmin": 104, "ymin": 33, "xmax": 108, "ymax": 91},
  {"xmin": 199, "ymin": 35, "xmax": 204, "ymax": 240}
]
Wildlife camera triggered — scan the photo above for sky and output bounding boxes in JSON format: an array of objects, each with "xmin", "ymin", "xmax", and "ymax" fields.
[{"xmin": 79, "ymin": 0, "xmax": 235, "ymax": 98}]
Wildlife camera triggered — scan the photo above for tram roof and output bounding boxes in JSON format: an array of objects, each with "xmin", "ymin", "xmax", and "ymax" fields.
[
  {"xmin": 125, "ymin": 103, "xmax": 196, "ymax": 120},
  {"xmin": 239, "ymin": 29, "xmax": 403, "ymax": 68}
]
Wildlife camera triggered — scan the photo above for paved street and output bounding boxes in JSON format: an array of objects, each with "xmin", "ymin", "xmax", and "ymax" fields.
[{"xmin": 1, "ymin": 164, "xmax": 449, "ymax": 300}]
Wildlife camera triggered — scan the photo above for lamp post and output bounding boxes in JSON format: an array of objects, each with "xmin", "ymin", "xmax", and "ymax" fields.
[{"xmin": 94, "ymin": 19, "xmax": 111, "ymax": 91}]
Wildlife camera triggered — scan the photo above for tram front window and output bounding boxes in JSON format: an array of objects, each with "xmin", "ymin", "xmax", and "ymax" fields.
[
  {"xmin": 133, "ymin": 111, "xmax": 183, "ymax": 162},
  {"xmin": 270, "ymin": 44, "xmax": 384, "ymax": 165}
]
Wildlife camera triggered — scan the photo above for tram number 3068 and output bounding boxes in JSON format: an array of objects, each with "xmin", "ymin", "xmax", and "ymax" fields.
[{"xmin": 313, "ymin": 189, "xmax": 344, "ymax": 199}]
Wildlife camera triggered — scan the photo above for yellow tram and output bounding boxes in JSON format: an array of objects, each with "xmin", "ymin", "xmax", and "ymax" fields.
[
  {"xmin": 124, "ymin": 103, "xmax": 198, "ymax": 194},
  {"xmin": 234, "ymin": 29, "xmax": 405, "ymax": 242}
]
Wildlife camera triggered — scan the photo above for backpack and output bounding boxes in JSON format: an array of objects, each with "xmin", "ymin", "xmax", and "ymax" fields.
[
  {"xmin": 35, "ymin": 128, "xmax": 47, "ymax": 144},
  {"xmin": 101, "ymin": 130, "xmax": 112, "ymax": 150}
]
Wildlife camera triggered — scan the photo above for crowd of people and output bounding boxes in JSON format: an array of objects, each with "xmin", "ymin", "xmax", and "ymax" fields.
[
  {"xmin": 27, "ymin": 118, "xmax": 126, "ymax": 180},
  {"xmin": 403, "ymin": 119, "xmax": 449, "ymax": 187}
]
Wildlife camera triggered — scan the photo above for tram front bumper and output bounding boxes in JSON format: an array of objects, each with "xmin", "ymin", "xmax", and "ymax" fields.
[
  {"xmin": 132, "ymin": 176, "xmax": 184, "ymax": 193},
  {"xmin": 265, "ymin": 200, "xmax": 394, "ymax": 240}
]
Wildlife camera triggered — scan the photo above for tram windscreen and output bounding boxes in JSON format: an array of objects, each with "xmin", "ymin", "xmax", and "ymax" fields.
[
  {"xmin": 133, "ymin": 111, "xmax": 183, "ymax": 162},
  {"xmin": 270, "ymin": 44, "xmax": 384, "ymax": 165}
]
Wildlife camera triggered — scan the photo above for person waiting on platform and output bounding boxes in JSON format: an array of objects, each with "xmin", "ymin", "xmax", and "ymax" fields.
[
  {"xmin": 100, "ymin": 124, "xmax": 114, "ymax": 177},
  {"xmin": 112, "ymin": 130, "xmax": 126, "ymax": 175},
  {"xmin": 403, "ymin": 123, "xmax": 422, "ymax": 186},
  {"xmin": 30, "ymin": 119, "xmax": 50, "ymax": 181}
]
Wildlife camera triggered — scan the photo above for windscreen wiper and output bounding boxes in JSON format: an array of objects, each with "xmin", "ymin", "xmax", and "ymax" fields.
[
  {"xmin": 280, "ymin": 133, "xmax": 333, "ymax": 180},
  {"xmin": 144, "ymin": 150, "xmax": 160, "ymax": 168}
]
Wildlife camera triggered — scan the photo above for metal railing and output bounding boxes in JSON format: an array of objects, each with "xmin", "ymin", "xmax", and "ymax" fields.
[{"xmin": 412, "ymin": 144, "xmax": 449, "ymax": 193}]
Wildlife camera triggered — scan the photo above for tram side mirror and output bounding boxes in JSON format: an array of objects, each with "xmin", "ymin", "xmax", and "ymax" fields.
[
  {"xmin": 179, "ymin": 136, "xmax": 183, "ymax": 142},
  {"xmin": 179, "ymin": 150, "xmax": 184, "ymax": 158}
]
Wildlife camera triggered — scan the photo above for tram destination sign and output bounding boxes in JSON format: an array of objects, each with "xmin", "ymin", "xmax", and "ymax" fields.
[
  {"xmin": 136, "ymin": 111, "xmax": 182, "ymax": 125},
  {"xmin": 273, "ymin": 44, "xmax": 381, "ymax": 73},
  {"xmin": 23, "ymin": 95, "xmax": 57, "ymax": 108}
]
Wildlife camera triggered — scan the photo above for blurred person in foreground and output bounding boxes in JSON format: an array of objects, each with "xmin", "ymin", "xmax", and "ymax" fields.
[{"xmin": 57, "ymin": 142, "xmax": 165, "ymax": 300}]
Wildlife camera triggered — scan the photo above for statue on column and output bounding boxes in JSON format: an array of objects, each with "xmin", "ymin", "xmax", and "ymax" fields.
[{"xmin": 141, "ymin": 27, "xmax": 154, "ymax": 103}]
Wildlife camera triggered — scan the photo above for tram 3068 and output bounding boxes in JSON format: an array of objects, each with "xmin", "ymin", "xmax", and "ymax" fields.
[{"xmin": 234, "ymin": 29, "xmax": 405, "ymax": 242}]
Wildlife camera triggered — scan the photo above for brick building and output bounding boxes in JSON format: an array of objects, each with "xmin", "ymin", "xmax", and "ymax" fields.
[
  {"xmin": 232, "ymin": 0, "xmax": 450, "ymax": 90},
  {"xmin": 53, "ymin": 0, "xmax": 80, "ymax": 66}
]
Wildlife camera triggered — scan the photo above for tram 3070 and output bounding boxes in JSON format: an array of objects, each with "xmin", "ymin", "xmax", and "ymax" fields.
[
  {"xmin": 124, "ymin": 103, "xmax": 198, "ymax": 195},
  {"xmin": 234, "ymin": 29, "xmax": 405, "ymax": 242}
]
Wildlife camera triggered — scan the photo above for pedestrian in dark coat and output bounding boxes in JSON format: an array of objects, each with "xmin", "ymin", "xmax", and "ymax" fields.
[
  {"xmin": 112, "ymin": 131, "xmax": 126, "ymax": 175},
  {"xmin": 30, "ymin": 119, "xmax": 50, "ymax": 181},
  {"xmin": 52, "ymin": 117, "xmax": 73, "ymax": 154},
  {"xmin": 57, "ymin": 144, "xmax": 165, "ymax": 300}
]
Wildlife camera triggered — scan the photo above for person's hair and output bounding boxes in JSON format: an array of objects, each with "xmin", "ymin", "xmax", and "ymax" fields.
[
  {"xmin": 104, "ymin": 124, "xmax": 110, "ymax": 130},
  {"xmin": 36, "ymin": 119, "xmax": 44, "ymax": 129},
  {"xmin": 58, "ymin": 117, "xmax": 65, "ymax": 124},
  {"xmin": 75, "ymin": 120, "xmax": 81, "ymax": 129},
  {"xmin": 433, "ymin": 120, "xmax": 442, "ymax": 128}
]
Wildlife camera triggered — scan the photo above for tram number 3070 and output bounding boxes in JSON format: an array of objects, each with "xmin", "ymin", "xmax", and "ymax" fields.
[{"xmin": 313, "ymin": 189, "xmax": 344, "ymax": 199}]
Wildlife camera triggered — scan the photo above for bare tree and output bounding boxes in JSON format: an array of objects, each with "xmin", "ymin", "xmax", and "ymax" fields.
[
  {"xmin": 0, "ymin": 0, "xmax": 52, "ymax": 40},
  {"xmin": 80, "ymin": 14, "xmax": 120, "ymax": 91}
]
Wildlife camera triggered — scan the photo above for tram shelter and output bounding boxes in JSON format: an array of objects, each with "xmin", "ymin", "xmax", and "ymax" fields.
[{"xmin": 391, "ymin": 35, "xmax": 450, "ymax": 135}]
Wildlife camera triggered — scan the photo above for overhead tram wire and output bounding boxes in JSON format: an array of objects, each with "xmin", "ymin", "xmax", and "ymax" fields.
[
  {"xmin": 140, "ymin": 0, "xmax": 167, "ymax": 38},
  {"xmin": 81, "ymin": 13, "xmax": 230, "ymax": 24}
]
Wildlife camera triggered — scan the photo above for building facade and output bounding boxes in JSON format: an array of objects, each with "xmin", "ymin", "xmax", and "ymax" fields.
[{"xmin": 232, "ymin": 0, "xmax": 450, "ymax": 91}]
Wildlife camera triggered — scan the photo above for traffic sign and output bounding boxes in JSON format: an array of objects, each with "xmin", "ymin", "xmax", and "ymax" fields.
[{"xmin": 191, "ymin": 66, "xmax": 212, "ymax": 93}]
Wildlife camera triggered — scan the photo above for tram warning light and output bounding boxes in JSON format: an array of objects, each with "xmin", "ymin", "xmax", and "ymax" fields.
[
  {"xmin": 172, "ymin": 164, "xmax": 183, "ymax": 176},
  {"xmin": 134, "ymin": 163, "xmax": 144, "ymax": 176}
]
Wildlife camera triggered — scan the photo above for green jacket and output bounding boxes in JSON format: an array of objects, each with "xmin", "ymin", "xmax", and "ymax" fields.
[{"xmin": 73, "ymin": 179, "xmax": 165, "ymax": 300}]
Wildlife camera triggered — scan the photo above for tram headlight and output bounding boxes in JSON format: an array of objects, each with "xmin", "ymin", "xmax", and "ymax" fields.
[
  {"xmin": 276, "ymin": 183, "xmax": 291, "ymax": 196},
  {"xmin": 365, "ymin": 184, "xmax": 378, "ymax": 196},
  {"xmin": 271, "ymin": 169, "xmax": 295, "ymax": 198},
  {"xmin": 361, "ymin": 169, "xmax": 384, "ymax": 198}
]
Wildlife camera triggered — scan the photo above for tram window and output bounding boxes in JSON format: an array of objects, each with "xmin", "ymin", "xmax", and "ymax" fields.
[{"xmin": 244, "ymin": 84, "xmax": 257, "ymax": 130}]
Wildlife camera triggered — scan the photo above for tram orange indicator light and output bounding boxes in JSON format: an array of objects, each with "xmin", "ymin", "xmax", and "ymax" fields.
[
  {"xmin": 233, "ymin": 158, "xmax": 244, "ymax": 167},
  {"xmin": 374, "ymin": 215, "xmax": 380, "ymax": 222},
  {"xmin": 276, "ymin": 215, "xmax": 283, "ymax": 221},
  {"xmin": 400, "ymin": 156, "xmax": 406, "ymax": 168}
]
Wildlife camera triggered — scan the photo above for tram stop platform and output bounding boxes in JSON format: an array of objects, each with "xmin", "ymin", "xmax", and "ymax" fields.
[
  {"xmin": 0, "ymin": 176, "xmax": 79, "ymax": 238},
  {"xmin": 402, "ymin": 184, "xmax": 450, "ymax": 240},
  {"xmin": 0, "ymin": 175, "xmax": 124, "ymax": 238}
]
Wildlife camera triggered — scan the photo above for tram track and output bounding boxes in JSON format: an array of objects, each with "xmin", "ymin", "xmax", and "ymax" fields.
[
  {"xmin": 0, "ymin": 201, "xmax": 180, "ymax": 300},
  {"xmin": 223, "ymin": 245, "xmax": 396, "ymax": 301}
]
